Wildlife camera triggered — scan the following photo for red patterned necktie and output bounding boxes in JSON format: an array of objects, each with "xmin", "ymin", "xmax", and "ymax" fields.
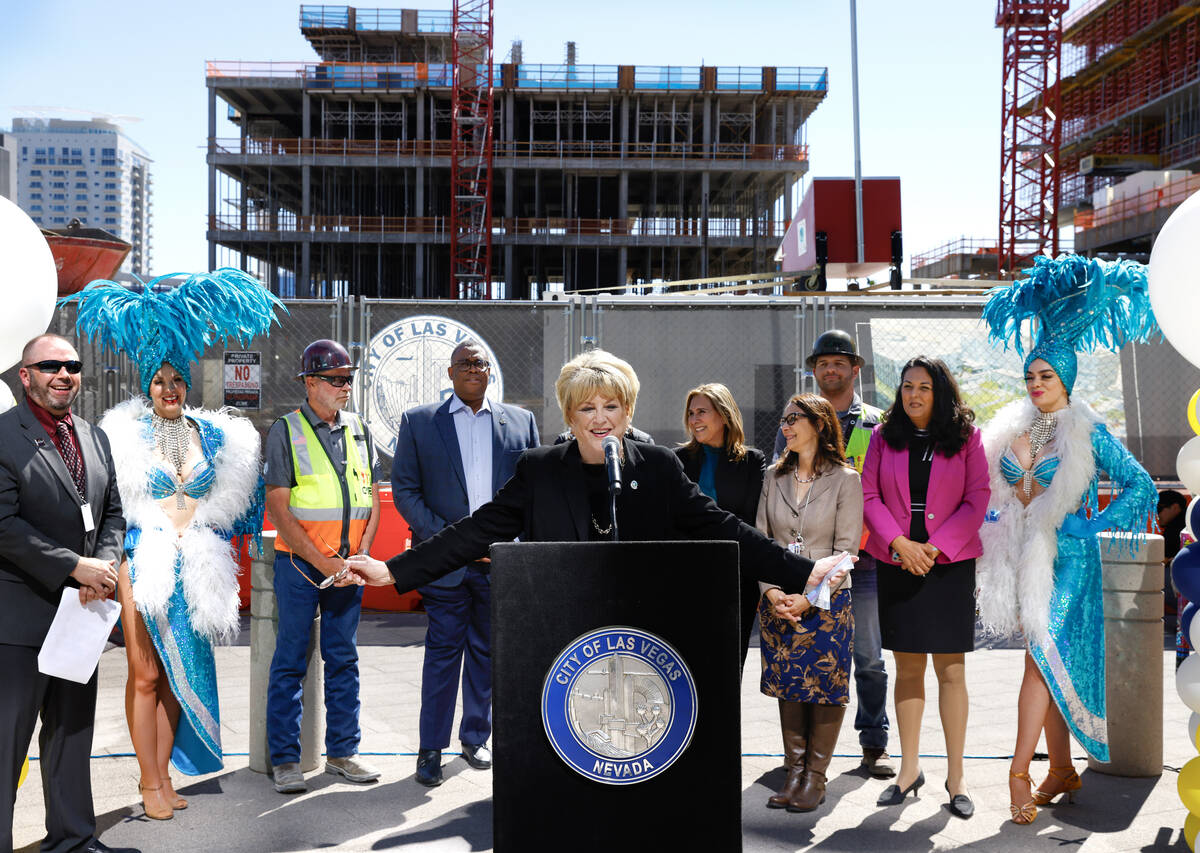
[{"xmin": 55, "ymin": 419, "xmax": 86, "ymax": 498}]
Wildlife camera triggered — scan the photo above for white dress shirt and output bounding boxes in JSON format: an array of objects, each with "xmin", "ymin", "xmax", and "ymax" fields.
[{"xmin": 448, "ymin": 393, "xmax": 494, "ymax": 513}]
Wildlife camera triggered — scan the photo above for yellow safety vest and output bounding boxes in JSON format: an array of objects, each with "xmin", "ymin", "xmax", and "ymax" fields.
[{"xmin": 274, "ymin": 409, "xmax": 373, "ymax": 557}]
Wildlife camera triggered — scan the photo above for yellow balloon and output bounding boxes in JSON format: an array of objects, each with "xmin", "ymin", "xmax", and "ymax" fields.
[
  {"xmin": 1188, "ymin": 812, "xmax": 1200, "ymax": 851},
  {"xmin": 18, "ymin": 756, "xmax": 28, "ymax": 788},
  {"xmin": 1190, "ymin": 389, "xmax": 1200, "ymax": 436},
  {"xmin": 1181, "ymin": 757, "xmax": 1200, "ymax": 814}
]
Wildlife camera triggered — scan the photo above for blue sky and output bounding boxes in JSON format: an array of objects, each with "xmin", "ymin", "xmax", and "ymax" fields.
[{"xmin": 1, "ymin": 0, "xmax": 1005, "ymax": 279}]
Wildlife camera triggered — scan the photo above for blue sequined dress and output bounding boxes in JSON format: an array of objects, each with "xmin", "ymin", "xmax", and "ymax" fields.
[
  {"xmin": 989, "ymin": 417, "xmax": 1155, "ymax": 761},
  {"xmin": 104, "ymin": 402, "xmax": 264, "ymax": 776}
]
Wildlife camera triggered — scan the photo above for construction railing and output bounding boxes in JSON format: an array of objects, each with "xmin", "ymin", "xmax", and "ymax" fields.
[
  {"xmin": 1073, "ymin": 172, "xmax": 1200, "ymax": 231},
  {"xmin": 209, "ymin": 137, "xmax": 809, "ymax": 163},
  {"xmin": 911, "ymin": 237, "xmax": 999, "ymax": 271},
  {"xmin": 205, "ymin": 60, "xmax": 829, "ymax": 94},
  {"xmin": 208, "ymin": 213, "xmax": 790, "ymax": 240}
]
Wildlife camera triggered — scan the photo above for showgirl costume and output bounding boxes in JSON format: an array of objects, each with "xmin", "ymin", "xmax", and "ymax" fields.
[
  {"xmin": 977, "ymin": 255, "xmax": 1158, "ymax": 762},
  {"xmin": 64, "ymin": 268, "xmax": 282, "ymax": 774}
]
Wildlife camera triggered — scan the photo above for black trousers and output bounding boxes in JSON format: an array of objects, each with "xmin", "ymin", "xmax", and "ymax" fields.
[{"xmin": 0, "ymin": 644, "xmax": 97, "ymax": 853}]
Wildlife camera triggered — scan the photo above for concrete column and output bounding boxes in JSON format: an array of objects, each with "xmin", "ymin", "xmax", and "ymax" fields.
[
  {"xmin": 249, "ymin": 533, "xmax": 325, "ymax": 775},
  {"xmin": 415, "ymin": 93, "xmax": 426, "ymax": 297},
  {"xmin": 207, "ymin": 84, "xmax": 217, "ymax": 271},
  {"xmin": 1089, "ymin": 532, "xmax": 1165, "ymax": 777}
]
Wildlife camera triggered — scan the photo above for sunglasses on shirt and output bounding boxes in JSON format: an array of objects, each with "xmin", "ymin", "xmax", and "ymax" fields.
[{"xmin": 24, "ymin": 360, "xmax": 83, "ymax": 375}]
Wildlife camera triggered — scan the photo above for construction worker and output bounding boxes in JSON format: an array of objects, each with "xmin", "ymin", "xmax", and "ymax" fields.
[
  {"xmin": 773, "ymin": 329, "xmax": 894, "ymax": 778},
  {"xmin": 264, "ymin": 339, "xmax": 382, "ymax": 794}
]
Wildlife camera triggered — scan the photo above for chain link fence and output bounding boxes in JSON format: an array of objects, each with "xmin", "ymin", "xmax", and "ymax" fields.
[{"xmin": 10, "ymin": 293, "xmax": 1194, "ymax": 481}]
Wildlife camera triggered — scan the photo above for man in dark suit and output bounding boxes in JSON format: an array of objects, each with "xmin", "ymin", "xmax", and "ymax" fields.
[
  {"xmin": 0, "ymin": 334, "xmax": 126, "ymax": 853},
  {"xmin": 391, "ymin": 340, "xmax": 539, "ymax": 787}
]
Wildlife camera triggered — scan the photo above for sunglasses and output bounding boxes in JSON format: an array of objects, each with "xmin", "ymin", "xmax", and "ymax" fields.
[
  {"xmin": 313, "ymin": 374, "xmax": 353, "ymax": 388},
  {"xmin": 24, "ymin": 360, "xmax": 83, "ymax": 375}
]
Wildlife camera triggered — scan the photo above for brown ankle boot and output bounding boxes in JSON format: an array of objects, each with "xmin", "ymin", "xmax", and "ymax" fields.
[
  {"xmin": 767, "ymin": 700, "xmax": 810, "ymax": 809},
  {"xmin": 788, "ymin": 703, "xmax": 846, "ymax": 813}
]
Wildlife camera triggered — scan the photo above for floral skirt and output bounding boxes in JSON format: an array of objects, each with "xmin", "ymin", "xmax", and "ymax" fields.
[{"xmin": 758, "ymin": 587, "xmax": 853, "ymax": 705}]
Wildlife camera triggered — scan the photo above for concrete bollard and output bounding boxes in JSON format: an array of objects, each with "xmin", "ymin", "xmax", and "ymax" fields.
[
  {"xmin": 1089, "ymin": 531, "xmax": 1164, "ymax": 778},
  {"xmin": 248, "ymin": 532, "xmax": 325, "ymax": 774}
]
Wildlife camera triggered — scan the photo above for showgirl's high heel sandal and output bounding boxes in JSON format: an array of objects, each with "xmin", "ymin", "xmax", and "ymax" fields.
[
  {"xmin": 1033, "ymin": 765, "xmax": 1081, "ymax": 806},
  {"xmin": 1009, "ymin": 770, "xmax": 1038, "ymax": 825}
]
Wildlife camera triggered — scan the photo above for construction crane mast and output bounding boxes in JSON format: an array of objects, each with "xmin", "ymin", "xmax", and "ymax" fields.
[
  {"xmin": 450, "ymin": 0, "xmax": 495, "ymax": 298},
  {"xmin": 996, "ymin": 0, "xmax": 1069, "ymax": 278}
]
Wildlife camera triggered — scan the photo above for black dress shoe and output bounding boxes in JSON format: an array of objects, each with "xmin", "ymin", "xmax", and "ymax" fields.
[
  {"xmin": 946, "ymin": 781, "xmax": 975, "ymax": 818},
  {"xmin": 877, "ymin": 770, "xmax": 925, "ymax": 806},
  {"xmin": 461, "ymin": 742, "xmax": 492, "ymax": 770},
  {"xmin": 84, "ymin": 841, "xmax": 141, "ymax": 853},
  {"xmin": 416, "ymin": 748, "xmax": 443, "ymax": 787}
]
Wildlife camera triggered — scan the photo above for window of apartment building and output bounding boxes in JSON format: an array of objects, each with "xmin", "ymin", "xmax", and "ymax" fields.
[
  {"xmin": 75, "ymin": 194, "xmax": 87, "ymax": 200},
  {"xmin": 104, "ymin": 170, "xmax": 116, "ymax": 178},
  {"xmin": 104, "ymin": 217, "xmax": 117, "ymax": 225},
  {"xmin": 29, "ymin": 169, "xmax": 40, "ymax": 176},
  {"xmin": 50, "ymin": 181, "xmax": 66, "ymax": 189},
  {"xmin": 75, "ymin": 182, "xmax": 87, "ymax": 189},
  {"xmin": 30, "ymin": 204, "xmax": 42, "ymax": 211},
  {"xmin": 50, "ymin": 170, "xmax": 65, "ymax": 177},
  {"xmin": 29, "ymin": 181, "xmax": 41, "ymax": 188},
  {"xmin": 51, "ymin": 193, "xmax": 66, "ymax": 200},
  {"xmin": 50, "ymin": 205, "xmax": 66, "ymax": 212},
  {"xmin": 103, "ymin": 205, "xmax": 117, "ymax": 212},
  {"xmin": 104, "ymin": 183, "xmax": 117, "ymax": 191},
  {"xmin": 29, "ymin": 192, "xmax": 41, "ymax": 199},
  {"xmin": 103, "ymin": 193, "xmax": 117, "ymax": 201},
  {"xmin": 75, "ymin": 206, "xmax": 88, "ymax": 213}
]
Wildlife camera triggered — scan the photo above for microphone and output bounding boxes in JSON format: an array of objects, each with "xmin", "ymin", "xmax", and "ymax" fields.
[{"xmin": 602, "ymin": 434, "xmax": 622, "ymax": 496}]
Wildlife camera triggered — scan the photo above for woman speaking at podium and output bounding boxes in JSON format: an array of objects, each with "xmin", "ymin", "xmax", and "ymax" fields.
[{"xmin": 342, "ymin": 349, "xmax": 849, "ymax": 598}]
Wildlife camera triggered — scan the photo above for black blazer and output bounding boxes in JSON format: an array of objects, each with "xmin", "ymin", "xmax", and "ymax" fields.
[
  {"xmin": 675, "ymin": 445, "xmax": 766, "ymax": 526},
  {"xmin": 387, "ymin": 438, "xmax": 813, "ymax": 594},
  {"xmin": 0, "ymin": 398, "xmax": 125, "ymax": 647}
]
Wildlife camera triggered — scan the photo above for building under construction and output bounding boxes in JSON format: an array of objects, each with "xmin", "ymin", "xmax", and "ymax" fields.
[
  {"xmin": 913, "ymin": 0, "xmax": 1199, "ymax": 279},
  {"xmin": 206, "ymin": 4, "xmax": 828, "ymax": 298},
  {"xmin": 1061, "ymin": 0, "xmax": 1200, "ymax": 257}
]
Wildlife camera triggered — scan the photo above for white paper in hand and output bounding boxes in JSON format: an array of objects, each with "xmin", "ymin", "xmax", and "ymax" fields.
[
  {"xmin": 37, "ymin": 588, "xmax": 121, "ymax": 683},
  {"xmin": 806, "ymin": 552, "xmax": 854, "ymax": 611}
]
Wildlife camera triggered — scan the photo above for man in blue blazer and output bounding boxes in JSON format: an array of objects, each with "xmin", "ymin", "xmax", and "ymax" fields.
[{"xmin": 391, "ymin": 340, "xmax": 539, "ymax": 787}]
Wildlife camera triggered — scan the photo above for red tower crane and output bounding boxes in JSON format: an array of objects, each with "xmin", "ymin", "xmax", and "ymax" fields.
[
  {"xmin": 450, "ymin": 0, "xmax": 495, "ymax": 299},
  {"xmin": 995, "ymin": 0, "xmax": 1069, "ymax": 278}
]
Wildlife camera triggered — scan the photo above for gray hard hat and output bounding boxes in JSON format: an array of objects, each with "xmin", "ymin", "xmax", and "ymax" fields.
[
  {"xmin": 806, "ymin": 330, "xmax": 864, "ymax": 367},
  {"xmin": 297, "ymin": 339, "xmax": 358, "ymax": 378}
]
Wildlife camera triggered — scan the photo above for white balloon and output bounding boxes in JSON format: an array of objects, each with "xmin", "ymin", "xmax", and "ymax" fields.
[
  {"xmin": 1189, "ymin": 495, "xmax": 1200, "ymax": 538},
  {"xmin": 0, "ymin": 197, "xmax": 57, "ymax": 373},
  {"xmin": 1150, "ymin": 188, "xmax": 1200, "ymax": 370},
  {"xmin": 0, "ymin": 382, "xmax": 13, "ymax": 414},
  {"xmin": 1178, "ymin": 653, "xmax": 1200, "ymax": 713},
  {"xmin": 1179, "ymin": 438, "xmax": 1200, "ymax": 494},
  {"xmin": 1190, "ymin": 711, "xmax": 1200, "ymax": 751}
]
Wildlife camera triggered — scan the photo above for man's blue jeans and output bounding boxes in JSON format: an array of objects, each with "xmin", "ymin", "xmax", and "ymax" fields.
[
  {"xmin": 851, "ymin": 560, "xmax": 889, "ymax": 750},
  {"xmin": 267, "ymin": 552, "xmax": 364, "ymax": 765}
]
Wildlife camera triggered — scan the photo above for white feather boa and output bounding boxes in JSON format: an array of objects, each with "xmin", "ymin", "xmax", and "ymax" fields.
[
  {"xmin": 976, "ymin": 398, "xmax": 1099, "ymax": 645},
  {"xmin": 101, "ymin": 398, "xmax": 261, "ymax": 644}
]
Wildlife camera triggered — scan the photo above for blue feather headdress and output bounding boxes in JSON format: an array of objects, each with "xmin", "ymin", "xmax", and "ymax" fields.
[
  {"xmin": 981, "ymin": 254, "xmax": 1160, "ymax": 393},
  {"xmin": 62, "ymin": 268, "xmax": 286, "ymax": 394}
]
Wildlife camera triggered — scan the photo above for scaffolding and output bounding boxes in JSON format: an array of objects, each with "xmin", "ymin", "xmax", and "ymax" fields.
[{"xmin": 996, "ymin": 0, "xmax": 1070, "ymax": 278}]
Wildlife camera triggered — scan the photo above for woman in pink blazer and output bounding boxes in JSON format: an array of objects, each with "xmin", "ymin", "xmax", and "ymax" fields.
[{"xmin": 861, "ymin": 356, "xmax": 990, "ymax": 818}]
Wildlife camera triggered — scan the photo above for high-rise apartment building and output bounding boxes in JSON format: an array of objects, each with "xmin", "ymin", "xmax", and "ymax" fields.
[
  {"xmin": 206, "ymin": 4, "xmax": 827, "ymax": 298},
  {"xmin": 9, "ymin": 118, "xmax": 153, "ymax": 275}
]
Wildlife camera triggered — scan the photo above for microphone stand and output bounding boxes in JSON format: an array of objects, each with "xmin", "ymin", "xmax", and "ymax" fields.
[{"xmin": 608, "ymin": 486, "xmax": 620, "ymax": 542}]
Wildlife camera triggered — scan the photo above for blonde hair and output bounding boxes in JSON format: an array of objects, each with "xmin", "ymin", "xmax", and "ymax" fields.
[
  {"xmin": 554, "ymin": 349, "xmax": 639, "ymax": 428},
  {"xmin": 680, "ymin": 383, "xmax": 748, "ymax": 462}
]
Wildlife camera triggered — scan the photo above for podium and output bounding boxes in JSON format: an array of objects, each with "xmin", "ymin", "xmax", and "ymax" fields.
[{"xmin": 490, "ymin": 541, "xmax": 743, "ymax": 851}]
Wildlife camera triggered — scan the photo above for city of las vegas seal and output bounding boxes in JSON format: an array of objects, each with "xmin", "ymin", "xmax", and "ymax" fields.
[
  {"xmin": 541, "ymin": 626, "xmax": 698, "ymax": 785},
  {"xmin": 364, "ymin": 314, "xmax": 503, "ymax": 457}
]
